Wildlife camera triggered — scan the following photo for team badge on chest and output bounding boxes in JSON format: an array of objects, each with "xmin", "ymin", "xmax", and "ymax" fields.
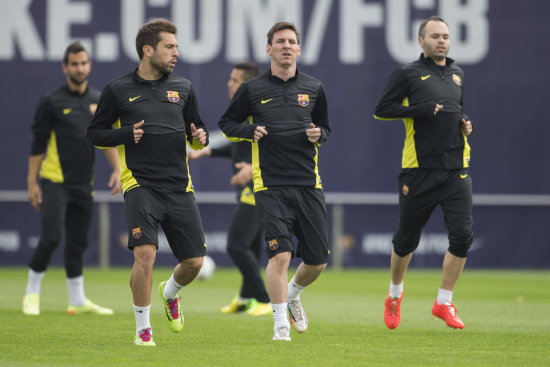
[
  {"xmin": 297, "ymin": 94, "xmax": 309, "ymax": 106},
  {"xmin": 166, "ymin": 91, "xmax": 179, "ymax": 103},
  {"xmin": 452, "ymin": 74, "xmax": 462, "ymax": 86}
]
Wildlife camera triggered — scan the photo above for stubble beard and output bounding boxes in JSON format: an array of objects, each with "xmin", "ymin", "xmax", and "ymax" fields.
[{"xmin": 150, "ymin": 57, "xmax": 173, "ymax": 76}]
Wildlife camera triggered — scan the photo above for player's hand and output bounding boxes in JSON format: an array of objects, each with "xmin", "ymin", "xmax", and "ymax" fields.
[
  {"xmin": 191, "ymin": 123, "xmax": 207, "ymax": 145},
  {"xmin": 133, "ymin": 120, "xmax": 144, "ymax": 143},
  {"xmin": 461, "ymin": 118, "xmax": 473, "ymax": 136},
  {"xmin": 28, "ymin": 181, "xmax": 42, "ymax": 212},
  {"xmin": 108, "ymin": 170, "xmax": 122, "ymax": 195},
  {"xmin": 254, "ymin": 126, "xmax": 267, "ymax": 142},
  {"xmin": 306, "ymin": 123, "xmax": 321, "ymax": 143},
  {"xmin": 188, "ymin": 147, "xmax": 211, "ymax": 160},
  {"xmin": 434, "ymin": 104, "xmax": 444, "ymax": 115},
  {"xmin": 231, "ymin": 162, "xmax": 253, "ymax": 186}
]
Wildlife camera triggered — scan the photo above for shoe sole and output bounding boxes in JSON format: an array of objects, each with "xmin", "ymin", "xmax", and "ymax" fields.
[{"xmin": 432, "ymin": 315, "xmax": 464, "ymax": 329}]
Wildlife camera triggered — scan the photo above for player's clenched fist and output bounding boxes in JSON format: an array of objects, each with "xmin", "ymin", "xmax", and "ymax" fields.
[
  {"xmin": 306, "ymin": 123, "xmax": 321, "ymax": 143},
  {"xmin": 254, "ymin": 126, "xmax": 267, "ymax": 142},
  {"xmin": 133, "ymin": 120, "xmax": 144, "ymax": 143}
]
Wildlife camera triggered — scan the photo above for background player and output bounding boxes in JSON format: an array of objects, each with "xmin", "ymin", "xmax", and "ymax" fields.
[
  {"xmin": 188, "ymin": 62, "xmax": 271, "ymax": 316},
  {"xmin": 23, "ymin": 41, "xmax": 121, "ymax": 316}
]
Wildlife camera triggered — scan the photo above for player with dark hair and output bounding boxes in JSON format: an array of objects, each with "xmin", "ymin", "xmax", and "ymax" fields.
[
  {"xmin": 189, "ymin": 62, "xmax": 271, "ymax": 316},
  {"xmin": 87, "ymin": 19, "xmax": 209, "ymax": 346},
  {"xmin": 219, "ymin": 22, "xmax": 331, "ymax": 341},
  {"xmin": 374, "ymin": 16, "xmax": 474, "ymax": 330},
  {"xmin": 23, "ymin": 41, "xmax": 121, "ymax": 316}
]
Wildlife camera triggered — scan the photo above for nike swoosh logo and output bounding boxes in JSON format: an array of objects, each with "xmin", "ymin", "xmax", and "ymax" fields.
[
  {"xmin": 129, "ymin": 95, "xmax": 141, "ymax": 102},
  {"xmin": 63, "ymin": 108, "xmax": 72, "ymax": 115},
  {"xmin": 421, "ymin": 75, "xmax": 431, "ymax": 80},
  {"xmin": 460, "ymin": 174, "xmax": 468, "ymax": 179},
  {"xmin": 261, "ymin": 98, "xmax": 273, "ymax": 104}
]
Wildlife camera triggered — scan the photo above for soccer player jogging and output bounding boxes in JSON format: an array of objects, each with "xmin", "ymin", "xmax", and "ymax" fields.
[
  {"xmin": 218, "ymin": 22, "xmax": 331, "ymax": 341},
  {"xmin": 188, "ymin": 62, "xmax": 272, "ymax": 316},
  {"xmin": 87, "ymin": 19, "xmax": 209, "ymax": 346},
  {"xmin": 23, "ymin": 42, "xmax": 121, "ymax": 316},
  {"xmin": 373, "ymin": 16, "xmax": 474, "ymax": 330}
]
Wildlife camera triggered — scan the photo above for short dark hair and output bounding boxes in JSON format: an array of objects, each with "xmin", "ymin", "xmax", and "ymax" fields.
[
  {"xmin": 233, "ymin": 62, "xmax": 260, "ymax": 81},
  {"xmin": 135, "ymin": 19, "xmax": 177, "ymax": 60},
  {"xmin": 63, "ymin": 41, "xmax": 87, "ymax": 64},
  {"xmin": 418, "ymin": 15, "xmax": 448, "ymax": 38},
  {"xmin": 418, "ymin": 16, "xmax": 448, "ymax": 38},
  {"xmin": 267, "ymin": 22, "xmax": 300, "ymax": 45}
]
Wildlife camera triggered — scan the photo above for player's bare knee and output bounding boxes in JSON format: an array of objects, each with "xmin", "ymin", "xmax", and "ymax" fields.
[
  {"xmin": 181, "ymin": 256, "xmax": 204, "ymax": 273},
  {"xmin": 133, "ymin": 244, "xmax": 156, "ymax": 270}
]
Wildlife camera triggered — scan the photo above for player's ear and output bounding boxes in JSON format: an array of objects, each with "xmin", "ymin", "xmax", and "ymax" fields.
[{"xmin": 143, "ymin": 45, "xmax": 153, "ymax": 58}]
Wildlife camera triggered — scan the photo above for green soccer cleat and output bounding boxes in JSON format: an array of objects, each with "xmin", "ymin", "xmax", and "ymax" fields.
[
  {"xmin": 246, "ymin": 301, "xmax": 272, "ymax": 316},
  {"xmin": 221, "ymin": 296, "xmax": 256, "ymax": 314},
  {"xmin": 134, "ymin": 327, "xmax": 156, "ymax": 346},
  {"xmin": 67, "ymin": 298, "xmax": 114, "ymax": 315},
  {"xmin": 159, "ymin": 281, "xmax": 184, "ymax": 333},
  {"xmin": 22, "ymin": 293, "xmax": 40, "ymax": 315}
]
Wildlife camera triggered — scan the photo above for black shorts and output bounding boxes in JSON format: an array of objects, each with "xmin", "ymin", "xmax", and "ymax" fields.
[
  {"xmin": 255, "ymin": 187, "xmax": 329, "ymax": 265},
  {"xmin": 124, "ymin": 186, "xmax": 206, "ymax": 261},
  {"xmin": 393, "ymin": 168, "xmax": 473, "ymax": 257}
]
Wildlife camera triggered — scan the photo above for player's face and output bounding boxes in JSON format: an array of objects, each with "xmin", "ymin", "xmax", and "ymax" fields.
[
  {"xmin": 419, "ymin": 20, "xmax": 450, "ymax": 64},
  {"xmin": 62, "ymin": 51, "xmax": 91, "ymax": 86},
  {"xmin": 150, "ymin": 32, "xmax": 179, "ymax": 75},
  {"xmin": 266, "ymin": 29, "xmax": 301, "ymax": 69},
  {"xmin": 227, "ymin": 69, "xmax": 245, "ymax": 99}
]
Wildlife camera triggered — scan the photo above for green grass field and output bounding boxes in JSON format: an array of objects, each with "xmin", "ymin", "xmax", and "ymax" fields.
[{"xmin": 1, "ymin": 267, "xmax": 549, "ymax": 366}]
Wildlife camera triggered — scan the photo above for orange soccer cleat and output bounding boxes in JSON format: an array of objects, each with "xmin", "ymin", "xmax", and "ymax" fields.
[
  {"xmin": 384, "ymin": 294, "xmax": 403, "ymax": 329},
  {"xmin": 432, "ymin": 300, "xmax": 464, "ymax": 329}
]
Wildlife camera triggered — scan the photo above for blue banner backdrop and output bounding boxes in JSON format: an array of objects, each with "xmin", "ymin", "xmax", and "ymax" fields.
[{"xmin": 1, "ymin": 0, "xmax": 549, "ymax": 268}]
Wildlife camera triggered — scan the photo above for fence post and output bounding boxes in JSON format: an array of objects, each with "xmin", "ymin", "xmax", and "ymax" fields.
[
  {"xmin": 331, "ymin": 203, "xmax": 344, "ymax": 269},
  {"xmin": 98, "ymin": 201, "xmax": 110, "ymax": 269}
]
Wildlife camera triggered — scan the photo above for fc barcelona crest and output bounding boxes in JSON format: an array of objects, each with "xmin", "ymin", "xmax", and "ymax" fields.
[
  {"xmin": 167, "ymin": 91, "xmax": 179, "ymax": 103},
  {"xmin": 452, "ymin": 74, "xmax": 462, "ymax": 86},
  {"xmin": 297, "ymin": 94, "xmax": 309, "ymax": 106},
  {"xmin": 268, "ymin": 239, "xmax": 279, "ymax": 251},
  {"xmin": 132, "ymin": 227, "xmax": 142, "ymax": 239},
  {"xmin": 89, "ymin": 103, "xmax": 97, "ymax": 115}
]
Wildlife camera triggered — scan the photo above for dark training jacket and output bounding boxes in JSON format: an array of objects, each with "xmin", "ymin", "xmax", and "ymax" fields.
[
  {"xmin": 374, "ymin": 54, "xmax": 471, "ymax": 169},
  {"xmin": 210, "ymin": 141, "xmax": 256, "ymax": 205},
  {"xmin": 87, "ymin": 70, "xmax": 208, "ymax": 193},
  {"xmin": 218, "ymin": 69, "xmax": 330, "ymax": 191},
  {"xmin": 31, "ymin": 85, "xmax": 99, "ymax": 186}
]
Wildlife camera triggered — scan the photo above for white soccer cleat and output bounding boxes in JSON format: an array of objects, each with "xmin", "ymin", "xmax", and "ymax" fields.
[
  {"xmin": 272, "ymin": 325, "xmax": 291, "ymax": 341},
  {"xmin": 288, "ymin": 298, "xmax": 308, "ymax": 333}
]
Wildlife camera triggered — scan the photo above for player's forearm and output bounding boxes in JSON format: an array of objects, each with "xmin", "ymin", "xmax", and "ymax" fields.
[
  {"xmin": 27, "ymin": 154, "xmax": 44, "ymax": 184},
  {"xmin": 103, "ymin": 148, "xmax": 120, "ymax": 172},
  {"xmin": 87, "ymin": 124, "xmax": 133, "ymax": 147}
]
